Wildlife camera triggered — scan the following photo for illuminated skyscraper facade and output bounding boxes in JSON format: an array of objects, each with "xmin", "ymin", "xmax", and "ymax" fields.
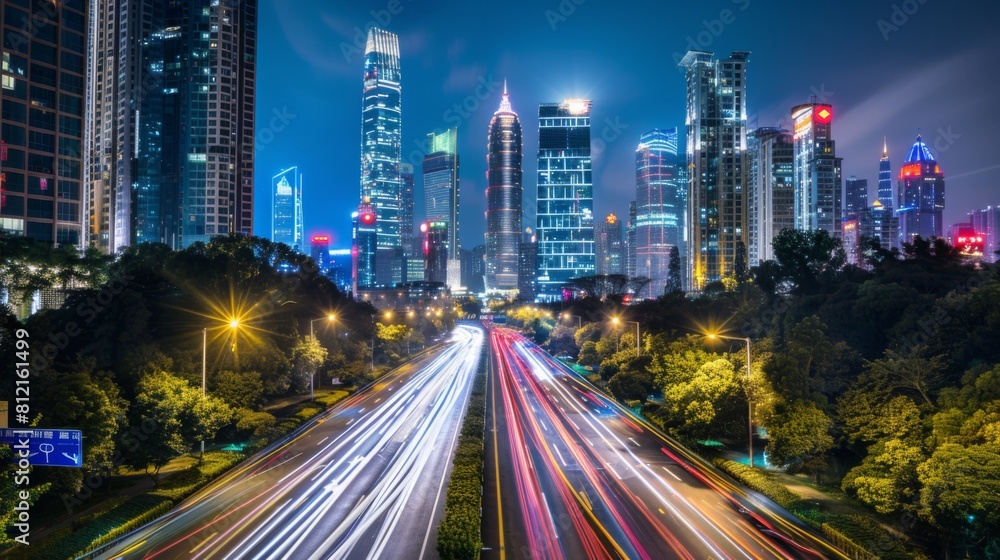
[
  {"xmin": 271, "ymin": 167, "xmax": 303, "ymax": 251},
  {"xmin": 747, "ymin": 128, "xmax": 794, "ymax": 266},
  {"xmin": 423, "ymin": 128, "xmax": 459, "ymax": 272},
  {"xmin": 878, "ymin": 138, "xmax": 893, "ymax": 208},
  {"xmin": 536, "ymin": 99, "xmax": 594, "ymax": 299},
  {"xmin": 595, "ymin": 214, "xmax": 623, "ymax": 276},
  {"xmin": 86, "ymin": 0, "xmax": 257, "ymax": 251},
  {"xmin": 485, "ymin": 84, "xmax": 522, "ymax": 292},
  {"xmin": 844, "ymin": 177, "xmax": 868, "ymax": 216},
  {"xmin": 625, "ymin": 201, "xmax": 637, "ymax": 278},
  {"xmin": 352, "ymin": 200, "xmax": 377, "ymax": 292},
  {"xmin": 0, "ymin": 0, "xmax": 86, "ymax": 245},
  {"xmin": 635, "ymin": 128, "xmax": 684, "ymax": 297},
  {"xmin": 680, "ymin": 50, "xmax": 749, "ymax": 290},
  {"xmin": 898, "ymin": 134, "xmax": 945, "ymax": 243},
  {"xmin": 969, "ymin": 206, "xmax": 1000, "ymax": 263},
  {"xmin": 400, "ymin": 163, "xmax": 414, "ymax": 255},
  {"xmin": 360, "ymin": 28, "xmax": 402, "ymax": 284},
  {"xmin": 792, "ymin": 103, "xmax": 842, "ymax": 237}
]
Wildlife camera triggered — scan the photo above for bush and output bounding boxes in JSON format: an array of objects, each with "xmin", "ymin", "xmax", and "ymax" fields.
[
  {"xmin": 437, "ymin": 343, "xmax": 487, "ymax": 559},
  {"xmin": 711, "ymin": 458, "xmax": 802, "ymax": 508}
]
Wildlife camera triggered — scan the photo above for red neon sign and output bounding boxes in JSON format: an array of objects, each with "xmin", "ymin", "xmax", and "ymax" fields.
[
  {"xmin": 361, "ymin": 213, "xmax": 375, "ymax": 225},
  {"xmin": 900, "ymin": 163, "xmax": 922, "ymax": 179},
  {"xmin": 814, "ymin": 105, "xmax": 832, "ymax": 124}
]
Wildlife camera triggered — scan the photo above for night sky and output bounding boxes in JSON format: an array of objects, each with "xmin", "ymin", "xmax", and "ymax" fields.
[{"xmin": 253, "ymin": 0, "xmax": 1000, "ymax": 251}]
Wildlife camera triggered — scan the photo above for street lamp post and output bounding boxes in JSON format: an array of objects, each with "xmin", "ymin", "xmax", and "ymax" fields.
[
  {"xmin": 611, "ymin": 317, "xmax": 641, "ymax": 356},
  {"xmin": 370, "ymin": 314, "xmax": 376, "ymax": 372},
  {"xmin": 708, "ymin": 333, "xmax": 754, "ymax": 468},
  {"xmin": 562, "ymin": 313, "xmax": 582, "ymax": 330},
  {"xmin": 201, "ymin": 319, "xmax": 240, "ymax": 457}
]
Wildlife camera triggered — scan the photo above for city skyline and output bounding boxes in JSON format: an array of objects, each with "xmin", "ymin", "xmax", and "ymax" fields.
[{"xmin": 254, "ymin": 0, "xmax": 999, "ymax": 254}]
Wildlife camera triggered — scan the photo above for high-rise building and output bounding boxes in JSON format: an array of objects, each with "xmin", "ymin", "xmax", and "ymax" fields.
[
  {"xmin": 635, "ymin": 128, "xmax": 684, "ymax": 297},
  {"xmin": 421, "ymin": 221, "xmax": 448, "ymax": 284},
  {"xmin": 625, "ymin": 201, "xmax": 637, "ymax": 278},
  {"xmin": 485, "ymin": 83, "xmax": 522, "ymax": 292},
  {"xmin": 86, "ymin": 0, "xmax": 257, "ymax": 252},
  {"xmin": 272, "ymin": 167, "xmax": 303, "ymax": 251},
  {"xmin": 536, "ymin": 99, "xmax": 594, "ymax": 299},
  {"xmin": 969, "ymin": 206, "xmax": 1000, "ymax": 263},
  {"xmin": 360, "ymin": 27, "xmax": 402, "ymax": 284},
  {"xmin": 310, "ymin": 234, "xmax": 330, "ymax": 273},
  {"xmin": 792, "ymin": 103, "xmax": 842, "ymax": 237},
  {"xmin": 518, "ymin": 229, "xmax": 538, "ymax": 301},
  {"xmin": 400, "ymin": 163, "xmax": 414, "ymax": 255},
  {"xmin": 422, "ymin": 128, "xmax": 460, "ymax": 288},
  {"xmin": 680, "ymin": 50, "xmax": 750, "ymax": 290},
  {"xmin": 0, "ymin": 1, "xmax": 86, "ymax": 245},
  {"xmin": 595, "ymin": 214, "xmax": 623, "ymax": 276},
  {"xmin": 844, "ymin": 176, "xmax": 868, "ymax": 217},
  {"xmin": 898, "ymin": 134, "xmax": 945, "ymax": 244},
  {"xmin": 871, "ymin": 199, "xmax": 899, "ymax": 251},
  {"xmin": 878, "ymin": 137, "xmax": 893, "ymax": 208},
  {"xmin": 747, "ymin": 128, "xmax": 794, "ymax": 266},
  {"xmin": 352, "ymin": 200, "xmax": 377, "ymax": 293},
  {"xmin": 461, "ymin": 244, "xmax": 486, "ymax": 294}
]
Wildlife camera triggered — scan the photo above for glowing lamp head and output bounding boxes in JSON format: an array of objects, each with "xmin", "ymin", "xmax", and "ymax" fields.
[
  {"xmin": 229, "ymin": 319, "xmax": 240, "ymax": 329},
  {"xmin": 565, "ymin": 98, "xmax": 590, "ymax": 115},
  {"xmin": 420, "ymin": 222, "xmax": 428, "ymax": 233}
]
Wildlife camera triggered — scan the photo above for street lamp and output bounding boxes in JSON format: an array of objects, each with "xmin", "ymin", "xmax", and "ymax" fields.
[
  {"xmin": 308, "ymin": 314, "xmax": 336, "ymax": 399},
  {"xmin": 707, "ymin": 332, "xmax": 754, "ymax": 468},
  {"xmin": 562, "ymin": 313, "xmax": 582, "ymax": 329},
  {"xmin": 611, "ymin": 317, "xmax": 641, "ymax": 356},
  {"xmin": 202, "ymin": 320, "xmax": 240, "ymax": 457}
]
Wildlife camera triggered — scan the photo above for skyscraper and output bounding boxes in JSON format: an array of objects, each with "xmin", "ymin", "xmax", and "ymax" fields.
[
  {"xmin": 878, "ymin": 137, "xmax": 893, "ymax": 207},
  {"xmin": 625, "ymin": 201, "xmax": 637, "ymax": 278},
  {"xmin": 969, "ymin": 206, "xmax": 1000, "ymax": 263},
  {"xmin": 898, "ymin": 134, "xmax": 945, "ymax": 244},
  {"xmin": 635, "ymin": 128, "xmax": 685, "ymax": 297},
  {"xmin": 792, "ymin": 103, "xmax": 842, "ymax": 237},
  {"xmin": 400, "ymin": 163, "xmax": 414, "ymax": 255},
  {"xmin": 86, "ymin": 0, "xmax": 257, "ymax": 252},
  {"xmin": 536, "ymin": 99, "xmax": 594, "ymax": 299},
  {"xmin": 461, "ymin": 244, "xmax": 486, "ymax": 294},
  {"xmin": 352, "ymin": 200, "xmax": 377, "ymax": 292},
  {"xmin": 360, "ymin": 28, "xmax": 402, "ymax": 284},
  {"xmin": 844, "ymin": 177, "xmax": 868, "ymax": 216},
  {"xmin": 595, "ymin": 214, "xmax": 624, "ymax": 276},
  {"xmin": 747, "ymin": 128, "xmax": 794, "ymax": 266},
  {"xmin": 421, "ymin": 221, "xmax": 448, "ymax": 284},
  {"xmin": 680, "ymin": 50, "xmax": 750, "ymax": 290},
  {"xmin": 0, "ymin": 0, "xmax": 86, "ymax": 246},
  {"xmin": 485, "ymin": 83, "xmax": 522, "ymax": 292},
  {"xmin": 423, "ymin": 128, "xmax": 460, "ymax": 288},
  {"xmin": 271, "ymin": 167, "xmax": 303, "ymax": 251},
  {"xmin": 518, "ymin": 229, "xmax": 538, "ymax": 301}
]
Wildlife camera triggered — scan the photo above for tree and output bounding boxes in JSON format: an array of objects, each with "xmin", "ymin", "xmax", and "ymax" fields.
[
  {"xmin": 918, "ymin": 443, "xmax": 1000, "ymax": 554},
  {"xmin": 765, "ymin": 400, "xmax": 834, "ymax": 474},
  {"xmin": 209, "ymin": 369, "xmax": 264, "ymax": 410},
  {"xmin": 842, "ymin": 438, "xmax": 925, "ymax": 514},
  {"xmin": 733, "ymin": 240, "xmax": 751, "ymax": 290},
  {"xmin": 291, "ymin": 338, "xmax": 328, "ymax": 394},
  {"xmin": 868, "ymin": 348, "xmax": 945, "ymax": 408},
  {"xmin": 125, "ymin": 371, "xmax": 233, "ymax": 481},
  {"xmin": 577, "ymin": 341, "xmax": 600, "ymax": 367},
  {"xmin": 768, "ymin": 228, "xmax": 846, "ymax": 293},
  {"xmin": 666, "ymin": 246, "xmax": 683, "ymax": 294},
  {"xmin": 608, "ymin": 370, "xmax": 654, "ymax": 402}
]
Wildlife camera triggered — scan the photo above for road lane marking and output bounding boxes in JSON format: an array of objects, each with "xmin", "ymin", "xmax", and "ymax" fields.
[
  {"xmin": 662, "ymin": 466, "xmax": 682, "ymax": 481},
  {"xmin": 316, "ymin": 437, "xmax": 328, "ymax": 446}
]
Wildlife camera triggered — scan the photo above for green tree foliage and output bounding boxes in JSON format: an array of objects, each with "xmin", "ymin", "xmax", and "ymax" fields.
[
  {"xmin": 577, "ymin": 340, "xmax": 600, "ymax": 367},
  {"xmin": 765, "ymin": 399, "xmax": 834, "ymax": 473},
  {"xmin": 209, "ymin": 369, "xmax": 264, "ymax": 410},
  {"xmin": 290, "ymin": 338, "xmax": 328, "ymax": 394},
  {"xmin": 125, "ymin": 371, "xmax": 233, "ymax": 481},
  {"xmin": 666, "ymin": 245, "xmax": 683, "ymax": 294},
  {"xmin": 918, "ymin": 443, "xmax": 1000, "ymax": 553},
  {"xmin": 762, "ymin": 228, "xmax": 846, "ymax": 294},
  {"xmin": 842, "ymin": 438, "xmax": 925, "ymax": 514}
]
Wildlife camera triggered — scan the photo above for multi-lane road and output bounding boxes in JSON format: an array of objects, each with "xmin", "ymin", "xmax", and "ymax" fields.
[
  {"xmin": 97, "ymin": 325, "xmax": 484, "ymax": 560},
  {"xmin": 483, "ymin": 328, "xmax": 846, "ymax": 560}
]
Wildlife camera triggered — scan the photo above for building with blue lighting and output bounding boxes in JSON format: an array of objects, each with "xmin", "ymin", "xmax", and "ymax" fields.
[
  {"xmin": 635, "ymin": 128, "xmax": 685, "ymax": 297},
  {"xmin": 359, "ymin": 28, "xmax": 402, "ymax": 285},
  {"xmin": 535, "ymin": 99, "xmax": 595, "ymax": 300},
  {"xmin": 792, "ymin": 103, "xmax": 842, "ymax": 237},
  {"xmin": 272, "ymin": 167, "xmax": 303, "ymax": 251},
  {"xmin": 485, "ymin": 84, "xmax": 523, "ymax": 293},
  {"xmin": 897, "ymin": 134, "xmax": 945, "ymax": 244},
  {"xmin": 878, "ymin": 138, "xmax": 893, "ymax": 209},
  {"xmin": 747, "ymin": 128, "xmax": 794, "ymax": 266}
]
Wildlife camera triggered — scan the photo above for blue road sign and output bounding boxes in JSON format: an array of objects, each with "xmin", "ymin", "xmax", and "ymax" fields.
[{"xmin": 1, "ymin": 428, "xmax": 83, "ymax": 468}]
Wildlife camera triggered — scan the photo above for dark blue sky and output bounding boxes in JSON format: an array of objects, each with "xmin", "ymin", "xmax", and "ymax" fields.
[{"xmin": 253, "ymin": 0, "xmax": 1000, "ymax": 250}]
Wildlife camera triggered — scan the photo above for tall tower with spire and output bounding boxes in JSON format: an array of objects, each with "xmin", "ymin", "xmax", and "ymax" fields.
[
  {"xmin": 878, "ymin": 137, "xmax": 893, "ymax": 207},
  {"xmin": 485, "ymin": 82, "xmax": 523, "ymax": 293}
]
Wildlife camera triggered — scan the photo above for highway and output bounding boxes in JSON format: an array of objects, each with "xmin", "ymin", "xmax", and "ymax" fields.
[
  {"xmin": 483, "ymin": 328, "xmax": 846, "ymax": 560},
  {"xmin": 96, "ymin": 325, "xmax": 484, "ymax": 560}
]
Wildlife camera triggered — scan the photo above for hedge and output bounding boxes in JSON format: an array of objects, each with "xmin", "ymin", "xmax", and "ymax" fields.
[
  {"xmin": 437, "ymin": 343, "xmax": 487, "ymax": 560},
  {"xmin": 711, "ymin": 457, "xmax": 802, "ymax": 508}
]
